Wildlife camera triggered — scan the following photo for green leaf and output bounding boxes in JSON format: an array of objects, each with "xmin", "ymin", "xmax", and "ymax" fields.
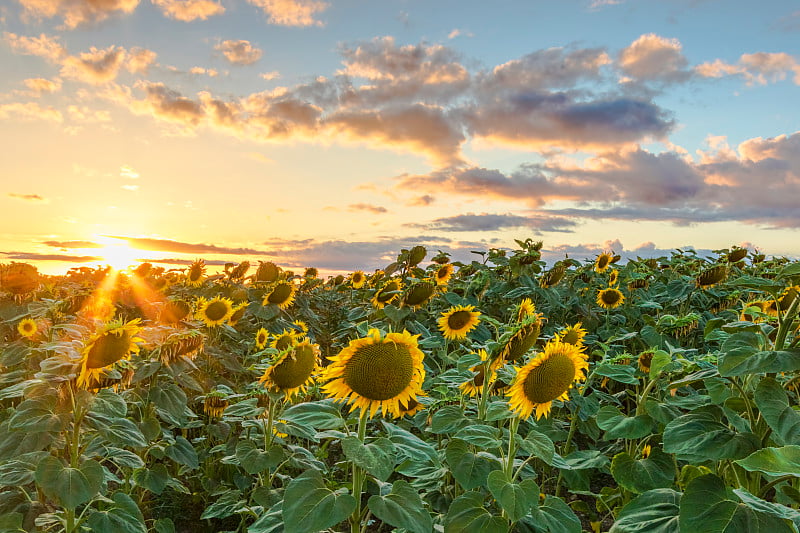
[
  {"xmin": 736, "ymin": 446, "xmax": 800, "ymax": 477},
  {"xmin": 132, "ymin": 463, "xmax": 170, "ymax": 495},
  {"xmin": 282, "ymin": 469, "xmax": 356, "ymax": 533},
  {"xmin": 734, "ymin": 488, "xmax": 800, "ymax": 530},
  {"xmin": 249, "ymin": 501, "xmax": 284, "ymax": 533},
  {"xmin": 200, "ymin": 490, "xmax": 244, "ymax": 520},
  {"xmin": 151, "ymin": 383, "xmax": 191, "ymax": 427},
  {"xmin": 445, "ymin": 439, "xmax": 500, "ymax": 490},
  {"xmin": 430, "ymin": 405, "xmax": 468, "ymax": 434},
  {"xmin": 454, "ymin": 425, "xmax": 502, "ymax": 449},
  {"xmin": 663, "ymin": 407, "xmax": 760, "ymax": 462},
  {"xmin": 153, "ymin": 518, "xmax": 175, "ymax": 533},
  {"xmin": 341, "ymin": 437, "xmax": 397, "ymax": 482},
  {"xmin": 562, "ymin": 450, "xmax": 609, "ymax": 470},
  {"xmin": 610, "ymin": 448, "xmax": 676, "ymax": 494},
  {"xmin": 87, "ymin": 492, "xmax": 146, "ymax": 533},
  {"xmin": 720, "ymin": 349, "xmax": 800, "ymax": 377},
  {"xmin": 382, "ymin": 421, "xmax": 437, "ymax": 462},
  {"xmin": 0, "ymin": 512, "xmax": 24, "ymax": 533},
  {"xmin": 444, "ymin": 491, "xmax": 509, "ymax": 533},
  {"xmin": 535, "ymin": 495, "xmax": 582, "ymax": 533},
  {"xmin": 650, "ymin": 351, "xmax": 672, "ymax": 378},
  {"xmin": 596, "ymin": 406, "xmax": 653, "ymax": 440},
  {"xmin": 755, "ymin": 378, "xmax": 800, "ymax": 446},
  {"xmin": 367, "ymin": 480, "xmax": 433, "ymax": 533},
  {"xmin": 594, "ymin": 363, "xmax": 639, "ymax": 384},
  {"xmin": 90, "ymin": 389, "xmax": 127, "ymax": 418},
  {"xmin": 35, "ymin": 456, "xmax": 104, "ymax": 509},
  {"xmin": 518, "ymin": 429, "xmax": 555, "ymax": 465},
  {"xmin": 0, "ymin": 451, "xmax": 48, "ymax": 487},
  {"xmin": 89, "ymin": 416, "xmax": 148, "ymax": 449},
  {"xmin": 9, "ymin": 395, "xmax": 68, "ymax": 433},
  {"xmin": 281, "ymin": 401, "xmax": 343, "ymax": 441},
  {"xmin": 164, "ymin": 436, "xmax": 198, "ymax": 470},
  {"xmin": 610, "ymin": 488, "xmax": 681, "ymax": 533},
  {"xmin": 486, "ymin": 470, "xmax": 538, "ymax": 523},
  {"xmin": 679, "ymin": 473, "xmax": 793, "ymax": 533},
  {"xmin": 236, "ymin": 440, "xmax": 278, "ymax": 475}
]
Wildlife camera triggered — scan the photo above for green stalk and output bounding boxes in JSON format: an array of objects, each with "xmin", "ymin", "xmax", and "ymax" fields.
[
  {"xmin": 506, "ymin": 417, "xmax": 520, "ymax": 480},
  {"xmin": 350, "ymin": 413, "xmax": 368, "ymax": 533},
  {"xmin": 774, "ymin": 296, "xmax": 800, "ymax": 351},
  {"xmin": 477, "ymin": 360, "xmax": 492, "ymax": 421}
]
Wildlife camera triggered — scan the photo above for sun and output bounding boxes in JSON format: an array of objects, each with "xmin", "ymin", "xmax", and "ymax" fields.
[{"xmin": 95, "ymin": 237, "xmax": 141, "ymax": 271}]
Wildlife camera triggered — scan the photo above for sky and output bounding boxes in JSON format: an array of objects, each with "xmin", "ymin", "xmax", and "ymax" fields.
[{"xmin": 1, "ymin": 0, "xmax": 799, "ymax": 275}]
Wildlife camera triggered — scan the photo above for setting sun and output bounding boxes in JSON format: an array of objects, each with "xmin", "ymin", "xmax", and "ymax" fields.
[{"xmin": 95, "ymin": 237, "xmax": 141, "ymax": 271}]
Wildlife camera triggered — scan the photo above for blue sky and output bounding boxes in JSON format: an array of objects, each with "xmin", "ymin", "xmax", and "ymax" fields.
[{"xmin": 1, "ymin": 0, "xmax": 799, "ymax": 274}]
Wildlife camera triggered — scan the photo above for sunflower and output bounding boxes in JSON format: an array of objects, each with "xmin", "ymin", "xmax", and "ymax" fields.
[
  {"xmin": 499, "ymin": 317, "xmax": 542, "ymax": 362},
  {"xmin": 263, "ymin": 281, "xmax": 296, "ymax": 310},
  {"xmin": 321, "ymin": 329, "xmax": 425, "ymax": 418},
  {"xmin": 0, "ymin": 263, "xmax": 39, "ymax": 295},
  {"xmin": 638, "ymin": 349, "xmax": 656, "ymax": 373},
  {"xmin": 608, "ymin": 270, "xmax": 619, "ymax": 286},
  {"xmin": 157, "ymin": 330, "xmax": 205, "ymax": 365},
  {"xmin": 228, "ymin": 303, "xmax": 248, "ymax": 326},
  {"xmin": 255, "ymin": 327, "xmax": 269, "ymax": 350},
  {"xmin": 507, "ymin": 341, "xmax": 589, "ymax": 420},
  {"xmin": 397, "ymin": 396, "xmax": 426, "ymax": 417},
  {"xmin": 204, "ymin": 391, "xmax": 228, "ymax": 418},
  {"xmin": 434, "ymin": 264, "xmax": 454, "ymax": 286},
  {"xmin": 597, "ymin": 288, "xmax": 625, "ymax": 309},
  {"xmin": 78, "ymin": 319, "xmax": 143, "ymax": 389},
  {"xmin": 554, "ymin": 323, "xmax": 587, "ymax": 348},
  {"xmin": 304, "ymin": 267, "xmax": 318, "ymax": 279},
  {"xmin": 17, "ymin": 318, "xmax": 37, "ymax": 338},
  {"xmin": 371, "ymin": 279, "xmax": 403, "ymax": 309},
  {"xmin": 161, "ymin": 300, "xmax": 191, "ymax": 324},
  {"xmin": 260, "ymin": 340, "xmax": 320, "ymax": 400},
  {"xmin": 594, "ymin": 253, "xmax": 613, "ymax": 273},
  {"xmin": 186, "ymin": 259, "xmax": 205, "ymax": 287},
  {"xmin": 438, "ymin": 305, "xmax": 481, "ymax": 340},
  {"xmin": 628, "ymin": 278, "xmax": 649, "ymax": 290},
  {"xmin": 292, "ymin": 320, "xmax": 309, "ymax": 334},
  {"xmin": 540, "ymin": 263, "xmax": 566, "ymax": 289},
  {"xmin": 350, "ymin": 271, "xmax": 366, "ymax": 289},
  {"xmin": 727, "ymin": 247, "xmax": 748, "ymax": 263},
  {"xmin": 271, "ymin": 329, "xmax": 299, "ymax": 351},
  {"xmin": 402, "ymin": 281, "xmax": 436, "ymax": 310},
  {"xmin": 695, "ymin": 265, "xmax": 727, "ymax": 289},
  {"xmin": 196, "ymin": 296, "xmax": 234, "ymax": 327},
  {"xmin": 460, "ymin": 350, "xmax": 499, "ymax": 397},
  {"xmin": 255, "ymin": 261, "xmax": 281, "ymax": 283},
  {"xmin": 515, "ymin": 298, "xmax": 537, "ymax": 322}
]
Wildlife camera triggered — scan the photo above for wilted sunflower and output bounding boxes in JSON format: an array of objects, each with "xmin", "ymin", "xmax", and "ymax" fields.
[
  {"xmin": 350, "ymin": 271, "xmax": 366, "ymax": 289},
  {"xmin": 554, "ymin": 323, "xmax": 587, "ymax": 349},
  {"xmin": 402, "ymin": 281, "xmax": 436, "ymax": 310},
  {"xmin": 304, "ymin": 267, "xmax": 318, "ymax": 279},
  {"xmin": 204, "ymin": 391, "xmax": 228, "ymax": 418},
  {"xmin": 157, "ymin": 330, "xmax": 205, "ymax": 365},
  {"xmin": 540, "ymin": 264, "xmax": 566, "ymax": 289},
  {"xmin": 161, "ymin": 300, "xmax": 191, "ymax": 324},
  {"xmin": 628, "ymin": 278, "xmax": 649, "ymax": 291},
  {"xmin": 17, "ymin": 318, "xmax": 37, "ymax": 338},
  {"xmin": 774, "ymin": 286, "xmax": 800, "ymax": 314},
  {"xmin": 186, "ymin": 259, "xmax": 205, "ymax": 287},
  {"xmin": 371, "ymin": 279, "xmax": 403, "ymax": 309},
  {"xmin": 515, "ymin": 298, "xmax": 537, "ymax": 322},
  {"xmin": 434, "ymin": 264, "xmax": 454, "ymax": 286},
  {"xmin": 638, "ymin": 349, "xmax": 656, "ymax": 373},
  {"xmin": 460, "ymin": 350, "xmax": 499, "ymax": 397},
  {"xmin": 78, "ymin": 319, "xmax": 143, "ymax": 389},
  {"xmin": 507, "ymin": 341, "xmax": 589, "ymax": 420},
  {"xmin": 438, "ymin": 305, "xmax": 481, "ymax": 340},
  {"xmin": 0, "ymin": 263, "xmax": 39, "ymax": 295},
  {"xmin": 321, "ymin": 329, "xmax": 425, "ymax": 418},
  {"xmin": 255, "ymin": 327, "xmax": 269, "ymax": 350},
  {"xmin": 255, "ymin": 261, "xmax": 281, "ymax": 283},
  {"xmin": 727, "ymin": 247, "xmax": 748, "ymax": 263},
  {"xmin": 196, "ymin": 296, "xmax": 234, "ymax": 327},
  {"xmin": 695, "ymin": 265, "xmax": 727, "ymax": 289},
  {"xmin": 597, "ymin": 288, "xmax": 625, "ymax": 309},
  {"xmin": 228, "ymin": 303, "xmax": 248, "ymax": 326},
  {"xmin": 594, "ymin": 253, "xmax": 613, "ymax": 273},
  {"xmin": 263, "ymin": 281, "xmax": 296, "ymax": 309},
  {"xmin": 260, "ymin": 340, "xmax": 320, "ymax": 400},
  {"xmin": 271, "ymin": 329, "xmax": 299, "ymax": 351},
  {"xmin": 608, "ymin": 270, "xmax": 619, "ymax": 286},
  {"xmin": 499, "ymin": 316, "xmax": 543, "ymax": 362}
]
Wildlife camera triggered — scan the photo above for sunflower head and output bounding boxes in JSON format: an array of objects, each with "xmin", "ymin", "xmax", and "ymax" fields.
[
  {"xmin": 255, "ymin": 327, "xmax": 270, "ymax": 350},
  {"xmin": 161, "ymin": 299, "xmax": 191, "ymax": 324},
  {"xmin": 186, "ymin": 259, "xmax": 205, "ymax": 287},
  {"xmin": 0, "ymin": 263, "xmax": 39, "ymax": 295},
  {"xmin": 515, "ymin": 298, "xmax": 537, "ymax": 323},
  {"xmin": 228, "ymin": 303, "xmax": 248, "ymax": 326},
  {"xmin": 435, "ymin": 264, "xmax": 454, "ymax": 286},
  {"xmin": 438, "ymin": 305, "xmax": 481, "ymax": 340},
  {"xmin": 500, "ymin": 318, "xmax": 542, "ymax": 362},
  {"xmin": 262, "ymin": 281, "xmax": 296, "ymax": 310},
  {"xmin": 638, "ymin": 349, "xmax": 656, "ymax": 373},
  {"xmin": 460, "ymin": 350, "xmax": 499, "ymax": 397},
  {"xmin": 260, "ymin": 340, "xmax": 320, "ymax": 400},
  {"xmin": 304, "ymin": 267, "xmax": 318, "ymax": 279},
  {"xmin": 695, "ymin": 265, "xmax": 728, "ymax": 289},
  {"xmin": 727, "ymin": 247, "xmax": 748, "ymax": 263},
  {"xmin": 540, "ymin": 263, "xmax": 566, "ymax": 289},
  {"xmin": 554, "ymin": 323, "xmax": 587, "ymax": 348},
  {"xmin": 271, "ymin": 329, "xmax": 299, "ymax": 351},
  {"xmin": 778, "ymin": 286, "xmax": 800, "ymax": 313},
  {"xmin": 371, "ymin": 279, "xmax": 403, "ymax": 309},
  {"xmin": 402, "ymin": 281, "xmax": 436, "ymax": 310},
  {"xmin": 350, "ymin": 271, "xmax": 366, "ymax": 289},
  {"xmin": 17, "ymin": 318, "xmax": 37, "ymax": 339},
  {"xmin": 78, "ymin": 319, "xmax": 143, "ymax": 389},
  {"xmin": 158, "ymin": 330, "xmax": 205, "ymax": 365},
  {"xmin": 507, "ymin": 340, "xmax": 589, "ymax": 420},
  {"xmin": 321, "ymin": 329, "xmax": 425, "ymax": 418},
  {"xmin": 597, "ymin": 288, "xmax": 625, "ymax": 309},
  {"xmin": 628, "ymin": 278, "xmax": 649, "ymax": 290},
  {"xmin": 608, "ymin": 270, "xmax": 619, "ymax": 287},
  {"xmin": 204, "ymin": 391, "xmax": 229, "ymax": 418},
  {"xmin": 196, "ymin": 296, "xmax": 234, "ymax": 327},
  {"xmin": 255, "ymin": 261, "xmax": 281, "ymax": 283},
  {"xmin": 595, "ymin": 253, "xmax": 613, "ymax": 273},
  {"xmin": 407, "ymin": 245, "xmax": 427, "ymax": 267}
]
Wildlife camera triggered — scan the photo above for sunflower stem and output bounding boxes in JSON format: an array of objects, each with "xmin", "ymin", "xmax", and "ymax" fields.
[
  {"xmin": 477, "ymin": 359, "xmax": 491, "ymax": 421},
  {"xmin": 506, "ymin": 417, "xmax": 519, "ymax": 480},
  {"xmin": 350, "ymin": 412, "xmax": 368, "ymax": 533}
]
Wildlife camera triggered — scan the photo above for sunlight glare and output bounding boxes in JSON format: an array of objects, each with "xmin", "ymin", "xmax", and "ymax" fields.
[{"xmin": 95, "ymin": 237, "xmax": 141, "ymax": 271}]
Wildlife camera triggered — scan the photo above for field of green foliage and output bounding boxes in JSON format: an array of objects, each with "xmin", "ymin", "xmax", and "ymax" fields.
[{"xmin": 1, "ymin": 240, "xmax": 800, "ymax": 533}]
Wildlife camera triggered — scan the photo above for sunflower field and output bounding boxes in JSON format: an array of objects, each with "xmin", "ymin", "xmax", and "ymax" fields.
[{"xmin": 1, "ymin": 241, "xmax": 800, "ymax": 533}]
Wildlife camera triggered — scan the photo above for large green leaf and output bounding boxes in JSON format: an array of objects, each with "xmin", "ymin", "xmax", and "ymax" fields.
[
  {"xmin": 755, "ymin": 378, "xmax": 800, "ymax": 446},
  {"xmin": 282, "ymin": 469, "xmax": 355, "ymax": 533},
  {"xmin": 610, "ymin": 488, "xmax": 681, "ymax": 533},
  {"xmin": 8, "ymin": 395, "xmax": 68, "ymax": 433},
  {"xmin": 367, "ymin": 480, "xmax": 432, "ymax": 533},
  {"xmin": 444, "ymin": 491, "xmax": 508, "ymax": 533},
  {"xmin": 663, "ymin": 407, "xmax": 760, "ymax": 462},
  {"xmin": 596, "ymin": 406, "xmax": 654, "ymax": 440},
  {"xmin": 610, "ymin": 448, "xmax": 676, "ymax": 494},
  {"xmin": 164, "ymin": 436, "xmax": 199, "ymax": 470},
  {"xmin": 445, "ymin": 439, "xmax": 500, "ymax": 490},
  {"xmin": 87, "ymin": 492, "xmax": 146, "ymax": 533},
  {"xmin": 382, "ymin": 421, "xmax": 437, "ymax": 462},
  {"xmin": 249, "ymin": 502, "xmax": 284, "ymax": 533},
  {"xmin": 533, "ymin": 495, "xmax": 582, "ymax": 533},
  {"xmin": 88, "ymin": 415, "xmax": 148, "ymax": 449},
  {"xmin": 151, "ymin": 383, "xmax": 191, "ymax": 427},
  {"xmin": 736, "ymin": 446, "xmax": 800, "ymax": 477},
  {"xmin": 518, "ymin": 429, "xmax": 555, "ymax": 465},
  {"xmin": 132, "ymin": 463, "xmax": 170, "ymax": 495},
  {"xmin": 486, "ymin": 470, "xmax": 538, "ymax": 523},
  {"xmin": 35, "ymin": 456, "xmax": 104, "ymax": 509},
  {"xmin": 236, "ymin": 440, "xmax": 280, "ymax": 475},
  {"xmin": 679, "ymin": 473, "xmax": 793, "ymax": 533},
  {"xmin": 734, "ymin": 488, "xmax": 800, "ymax": 530},
  {"xmin": 454, "ymin": 425, "xmax": 502, "ymax": 449},
  {"xmin": 430, "ymin": 405, "xmax": 469, "ymax": 434},
  {"xmin": 593, "ymin": 363, "xmax": 639, "ymax": 385},
  {"xmin": 200, "ymin": 490, "xmax": 244, "ymax": 520},
  {"xmin": 0, "ymin": 451, "xmax": 48, "ymax": 487},
  {"xmin": 720, "ymin": 349, "xmax": 800, "ymax": 377},
  {"xmin": 341, "ymin": 436, "xmax": 397, "ymax": 482}
]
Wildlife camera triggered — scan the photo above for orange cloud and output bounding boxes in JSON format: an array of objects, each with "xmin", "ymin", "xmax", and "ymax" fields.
[
  {"xmin": 151, "ymin": 0, "xmax": 225, "ymax": 21},
  {"xmin": 215, "ymin": 40, "xmax": 263, "ymax": 65},
  {"xmin": 16, "ymin": 0, "xmax": 139, "ymax": 29},
  {"xmin": 3, "ymin": 32, "xmax": 65, "ymax": 61},
  {"xmin": 0, "ymin": 102, "xmax": 63, "ymax": 122},
  {"xmin": 246, "ymin": 0, "xmax": 328, "ymax": 27},
  {"xmin": 618, "ymin": 33, "xmax": 689, "ymax": 83},
  {"xmin": 60, "ymin": 46, "xmax": 127, "ymax": 84},
  {"xmin": 23, "ymin": 77, "xmax": 62, "ymax": 95}
]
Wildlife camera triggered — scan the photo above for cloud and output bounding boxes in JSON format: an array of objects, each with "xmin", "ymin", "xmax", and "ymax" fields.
[
  {"xmin": 8, "ymin": 192, "xmax": 48, "ymax": 202},
  {"xmin": 246, "ymin": 0, "xmax": 328, "ymax": 27},
  {"xmin": 120, "ymin": 165, "xmax": 140, "ymax": 179},
  {"xmin": 131, "ymin": 81, "xmax": 205, "ymax": 126},
  {"xmin": 347, "ymin": 203, "xmax": 387, "ymax": 214},
  {"xmin": 3, "ymin": 32, "xmax": 65, "ymax": 61},
  {"xmin": 23, "ymin": 77, "xmax": 62, "ymax": 95},
  {"xmin": 618, "ymin": 34, "xmax": 690, "ymax": 84},
  {"xmin": 260, "ymin": 71, "xmax": 280, "ymax": 81},
  {"xmin": 408, "ymin": 194, "xmax": 435, "ymax": 206},
  {"xmin": 0, "ymin": 102, "xmax": 63, "ymax": 122},
  {"xmin": 190, "ymin": 66, "xmax": 219, "ymax": 77},
  {"xmin": 405, "ymin": 212, "xmax": 579, "ymax": 233},
  {"xmin": 215, "ymin": 39, "xmax": 263, "ymax": 66},
  {"xmin": 67, "ymin": 105, "xmax": 111, "ymax": 122},
  {"xmin": 60, "ymin": 46, "xmax": 127, "ymax": 84},
  {"xmin": 483, "ymin": 46, "xmax": 610, "ymax": 90},
  {"xmin": 107, "ymin": 236, "xmax": 275, "ymax": 255},
  {"xmin": 126, "ymin": 47, "xmax": 157, "ymax": 74},
  {"xmin": 42, "ymin": 240, "xmax": 103, "ymax": 249},
  {"xmin": 696, "ymin": 52, "xmax": 800, "ymax": 85},
  {"xmin": 16, "ymin": 0, "xmax": 139, "ymax": 29},
  {"xmin": 1, "ymin": 251, "xmax": 102, "ymax": 262},
  {"xmin": 151, "ymin": 0, "xmax": 224, "ymax": 21}
]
